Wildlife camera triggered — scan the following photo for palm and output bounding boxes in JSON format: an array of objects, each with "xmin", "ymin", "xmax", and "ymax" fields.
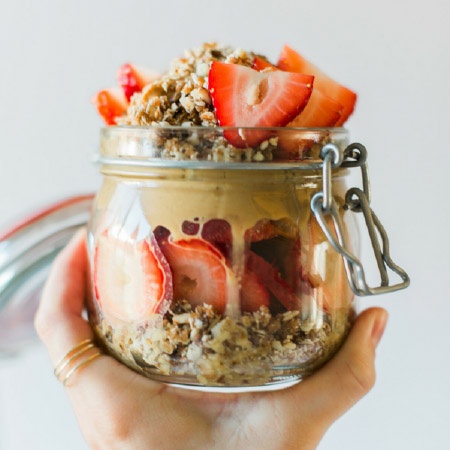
[{"xmin": 68, "ymin": 355, "xmax": 323, "ymax": 450}]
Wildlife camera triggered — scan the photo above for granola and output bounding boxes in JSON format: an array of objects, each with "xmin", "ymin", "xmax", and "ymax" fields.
[
  {"xmin": 121, "ymin": 43, "xmax": 255, "ymax": 128},
  {"xmin": 117, "ymin": 43, "xmax": 285, "ymax": 162},
  {"xmin": 92, "ymin": 301, "xmax": 353, "ymax": 387},
  {"xmin": 93, "ymin": 42, "xmax": 358, "ymax": 163}
]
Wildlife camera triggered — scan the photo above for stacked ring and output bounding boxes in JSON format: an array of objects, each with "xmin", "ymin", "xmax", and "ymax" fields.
[{"xmin": 54, "ymin": 339, "xmax": 102, "ymax": 385}]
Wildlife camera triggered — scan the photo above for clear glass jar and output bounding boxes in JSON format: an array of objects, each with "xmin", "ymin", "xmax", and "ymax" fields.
[{"xmin": 87, "ymin": 126, "xmax": 358, "ymax": 391}]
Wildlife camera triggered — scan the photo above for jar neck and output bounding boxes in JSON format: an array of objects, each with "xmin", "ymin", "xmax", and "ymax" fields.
[{"xmin": 99, "ymin": 164, "xmax": 350, "ymax": 184}]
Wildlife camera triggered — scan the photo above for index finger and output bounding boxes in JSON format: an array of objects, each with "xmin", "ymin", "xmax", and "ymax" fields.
[{"xmin": 35, "ymin": 228, "xmax": 94, "ymax": 365}]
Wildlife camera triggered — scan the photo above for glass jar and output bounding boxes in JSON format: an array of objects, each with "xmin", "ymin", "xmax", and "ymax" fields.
[{"xmin": 87, "ymin": 126, "xmax": 407, "ymax": 391}]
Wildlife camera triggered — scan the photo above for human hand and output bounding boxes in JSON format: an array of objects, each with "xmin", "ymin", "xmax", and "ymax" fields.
[{"xmin": 35, "ymin": 229, "xmax": 388, "ymax": 450}]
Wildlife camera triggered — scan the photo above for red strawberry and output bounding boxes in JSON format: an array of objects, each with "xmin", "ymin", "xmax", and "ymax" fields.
[
  {"xmin": 287, "ymin": 90, "xmax": 343, "ymax": 128},
  {"xmin": 252, "ymin": 56, "xmax": 343, "ymax": 128},
  {"xmin": 251, "ymin": 54, "xmax": 343, "ymax": 157},
  {"xmin": 91, "ymin": 87, "xmax": 128, "ymax": 125},
  {"xmin": 240, "ymin": 270, "xmax": 270, "ymax": 312},
  {"xmin": 117, "ymin": 63, "xmax": 160, "ymax": 101},
  {"xmin": 245, "ymin": 218, "xmax": 297, "ymax": 243},
  {"xmin": 246, "ymin": 250, "xmax": 300, "ymax": 311},
  {"xmin": 94, "ymin": 231, "xmax": 173, "ymax": 322},
  {"xmin": 201, "ymin": 219, "xmax": 233, "ymax": 261},
  {"xmin": 158, "ymin": 238, "xmax": 229, "ymax": 314},
  {"xmin": 252, "ymin": 56, "xmax": 277, "ymax": 72},
  {"xmin": 208, "ymin": 61, "xmax": 314, "ymax": 147},
  {"xmin": 277, "ymin": 91, "xmax": 343, "ymax": 157},
  {"xmin": 278, "ymin": 45, "xmax": 357, "ymax": 126}
]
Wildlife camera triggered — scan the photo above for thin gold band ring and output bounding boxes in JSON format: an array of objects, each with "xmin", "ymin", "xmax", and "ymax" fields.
[{"xmin": 54, "ymin": 339, "xmax": 102, "ymax": 385}]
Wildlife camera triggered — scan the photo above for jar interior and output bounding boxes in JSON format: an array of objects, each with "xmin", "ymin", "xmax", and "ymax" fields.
[{"xmin": 88, "ymin": 162, "xmax": 356, "ymax": 389}]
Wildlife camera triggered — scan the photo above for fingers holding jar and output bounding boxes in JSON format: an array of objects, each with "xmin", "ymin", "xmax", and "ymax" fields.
[
  {"xmin": 34, "ymin": 228, "xmax": 100, "ymax": 385},
  {"xmin": 281, "ymin": 307, "xmax": 388, "ymax": 432}
]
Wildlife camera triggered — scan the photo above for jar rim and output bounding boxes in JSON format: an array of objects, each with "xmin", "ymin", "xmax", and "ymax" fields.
[
  {"xmin": 102, "ymin": 124, "xmax": 348, "ymax": 131},
  {"xmin": 96, "ymin": 125, "xmax": 349, "ymax": 170}
]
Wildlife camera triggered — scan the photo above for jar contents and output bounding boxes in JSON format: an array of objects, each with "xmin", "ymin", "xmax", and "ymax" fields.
[
  {"xmin": 90, "ymin": 168, "xmax": 355, "ymax": 387},
  {"xmin": 89, "ymin": 42, "xmax": 358, "ymax": 389}
]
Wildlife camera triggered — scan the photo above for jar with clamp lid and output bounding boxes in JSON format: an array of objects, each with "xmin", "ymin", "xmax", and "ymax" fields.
[{"xmin": 86, "ymin": 126, "xmax": 409, "ymax": 391}]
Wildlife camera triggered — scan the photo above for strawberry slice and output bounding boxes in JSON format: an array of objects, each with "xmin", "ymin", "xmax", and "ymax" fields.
[
  {"xmin": 94, "ymin": 231, "xmax": 173, "ymax": 322},
  {"xmin": 246, "ymin": 250, "xmax": 300, "ymax": 311},
  {"xmin": 117, "ymin": 63, "xmax": 160, "ymax": 101},
  {"xmin": 181, "ymin": 219, "xmax": 233, "ymax": 261},
  {"xmin": 277, "ymin": 91, "xmax": 343, "ymax": 158},
  {"xmin": 287, "ymin": 90, "xmax": 343, "ymax": 128},
  {"xmin": 208, "ymin": 61, "xmax": 314, "ymax": 147},
  {"xmin": 245, "ymin": 218, "xmax": 297, "ymax": 243},
  {"xmin": 278, "ymin": 45, "xmax": 357, "ymax": 126},
  {"xmin": 251, "ymin": 55, "xmax": 343, "ymax": 128},
  {"xmin": 251, "ymin": 54, "xmax": 343, "ymax": 158},
  {"xmin": 91, "ymin": 87, "xmax": 128, "ymax": 125},
  {"xmin": 157, "ymin": 237, "xmax": 229, "ymax": 314},
  {"xmin": 252, "ymin": 56, "xmax": 277, "ymax": 72},
  {"xmin": 240, "ymin": 270, "xmax": 270, "ymax": 313}
]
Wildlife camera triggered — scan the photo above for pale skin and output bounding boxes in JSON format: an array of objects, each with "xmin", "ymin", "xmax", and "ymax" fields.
[{"xmin": 35, "ymin": 229, "xmax": 388, "ymax": 450}]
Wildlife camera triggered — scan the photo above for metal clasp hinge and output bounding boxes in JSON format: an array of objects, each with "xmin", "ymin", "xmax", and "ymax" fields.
[{"xmin": 310, "ymin": 143, "xmax": 410, "ymax": 296}]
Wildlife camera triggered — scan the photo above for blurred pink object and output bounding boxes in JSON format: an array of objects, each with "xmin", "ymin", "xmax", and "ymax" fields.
[{"xmin": 0, "ymin": 194, "xmax": 93, "ymax": 356}]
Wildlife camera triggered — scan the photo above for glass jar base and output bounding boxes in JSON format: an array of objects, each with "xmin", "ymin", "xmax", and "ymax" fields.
[{"xmin": 142, "ymin": 371, "xmax": 304, "ymax": 393}]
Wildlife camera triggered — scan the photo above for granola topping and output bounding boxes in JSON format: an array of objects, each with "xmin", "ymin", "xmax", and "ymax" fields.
[{"xmin": 121, "ymin": 43, "xmax": 255, "ymax": 128}]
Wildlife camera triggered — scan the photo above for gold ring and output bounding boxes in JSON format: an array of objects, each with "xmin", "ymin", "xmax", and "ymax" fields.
[{"xmin": 54, "ymin": 339, "xmax": 102, "ymax": 385}]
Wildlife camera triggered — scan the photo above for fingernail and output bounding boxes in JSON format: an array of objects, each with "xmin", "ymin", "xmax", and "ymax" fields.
[{"xmin": 371, "ymin": 310, "xmax": 388, "ymax": 348}]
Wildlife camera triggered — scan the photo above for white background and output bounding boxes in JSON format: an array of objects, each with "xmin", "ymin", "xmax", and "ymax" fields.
[{"xmin": 1, "ymin": 0, "xmax": 449, "ymax": 449}]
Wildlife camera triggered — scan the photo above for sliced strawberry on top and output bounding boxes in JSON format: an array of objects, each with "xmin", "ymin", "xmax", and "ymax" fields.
[
  {"xmin": 94, "ymin": 231, "xmax": 173, "ymax": 322},
  {"xmin": 252, "ymin": 56, "xmax": 278, "ymax": 72},
  {"xmin": 240, "ymin": 270, "xmax": 270, "ymax": 313},
  {"xmin": 117, "ymin": 63, "xmax": 160, "ymax": 102},
  {"xmin": 251, "ymin": 56, "xmax": 343, "ymax": 128},
  {"xmin": 277, "ymin": 90, "xmax": 344, "ymax": 157},
  {"xmin": 287, "ymin": 90, "xmax": 343, "ymax": 128},
  {"xmin": 91, "ymin": 87, "xmax": 128, "ymax": 125},
  {"xmin": 208, "ymin": 61, "xmax": 314, "ymax": 148},
  {"xmin": 158, "ymin": 238, "xmax": 229, "ymax": 314},
  {"xmin": 251, "ymin": 55, "xmax": 343, "ymax": 157},
  {"xmin": 278, "ymin": 45, "xmax": 357, "ymax": 126}
]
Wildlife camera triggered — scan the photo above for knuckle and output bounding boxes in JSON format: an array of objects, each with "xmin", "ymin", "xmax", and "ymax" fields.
[
  {"xmin": 34, "ymin": 308, "xmax": 56, "ymax": 342},
  {"xmin": 33, "ymin": 309, "xmax": 46, "ymax": 338}
]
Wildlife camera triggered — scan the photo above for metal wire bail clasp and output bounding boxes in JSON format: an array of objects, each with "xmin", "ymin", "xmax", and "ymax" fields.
[{"xmin": 310, "ymin": 142, "xmax": 410, "ymax": 296}]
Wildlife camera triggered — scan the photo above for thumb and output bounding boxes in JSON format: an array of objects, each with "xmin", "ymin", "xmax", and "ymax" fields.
[{"xmin": 287, "ymin": 307, "xmax": 388, "ymax": 430}]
